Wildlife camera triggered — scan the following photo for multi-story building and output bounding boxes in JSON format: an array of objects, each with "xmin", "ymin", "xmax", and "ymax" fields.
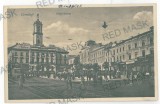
[
  {"xmin": 107, "ymin": 26, "xmax": 154, "ymax": 77},
  {"xmin": 79, "ymin": 40, "xmax": 97, "ymax": 64},
  {"xmin": 68, "ymin": 55, "xmax": 76, "ymax": 65},
  {"xmin": 107, "ymin": 27, "xmax": 153, "ymax": 64},
  {"xmin": 8, "ymin": 14, "xmax": 68, "ymax": 78},
  {"xmin": 89, "ymin": 44, "xmax": 105, "ymax": 69},
  {"xmin": 79, "ymin": 26, "xmax": 154, "ymax": 77}
]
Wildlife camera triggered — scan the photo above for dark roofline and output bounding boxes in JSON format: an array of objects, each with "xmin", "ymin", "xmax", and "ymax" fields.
[
  {"xmin": 90, "ymin": 45, "xmax": 104, "ymax": 52},
  {"xmin": 8, "ymin": 44, "xmax": 17, "ymax": 50},
  {"xmin": 8, "ymin": 44, "xmax": 18, "ymax": 53},
  {"xmin": 112, "ymin": 27, "xmax": 153, "ymax": 48},
  {"xmin": 8, "ymin": 43, "xmax": 69, "ymax": 53}
]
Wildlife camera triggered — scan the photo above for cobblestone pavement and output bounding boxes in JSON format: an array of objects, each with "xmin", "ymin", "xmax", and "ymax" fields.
[{"xmin": 8, "ymin": 77, "xmax": 155, "ymax": 100}]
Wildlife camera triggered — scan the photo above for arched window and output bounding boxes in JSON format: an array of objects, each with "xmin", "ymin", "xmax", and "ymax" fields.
[{"xmin": 142, "ymin": 41, "xmax": 145, "ymax": 46}]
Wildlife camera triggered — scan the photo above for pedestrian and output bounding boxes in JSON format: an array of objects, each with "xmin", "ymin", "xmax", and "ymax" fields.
[
  {"xmin": 145, "ymin": 71, "xmax": 150, "ymax": 79},
  {"xmin": 80, "ymin": 76, "xmax": 85, "ymax": 90},
  {"xmin": 19, "ymin": 75, "xmax": 23, "ymax": 89},
  {"xmin": 72, "ymin": 71, "xmax": 75, "ymax": 80},
  {"xmin": 99, "ymin": 71, "xmax": 103, "ymax": 85},
  {"xmin": 104, "ymin": 69, "xmax": 109, "ymax": 82},
  {"xmin": 66, "ymin": 70, "xmax": 72, "ymax": 89},
  {"xmin": 53, "ymin": 70, "xmax": 56, "ymax": 79},
  {"xmin": 86, "ymin": 70, "xmax": 89, "ymax": 82},
  {"xmin": 22, "ymin": 74, "xmax": 25, "ymax": 83},
  {"xmin": 93, "ymin": 70, "xmax": 98, "ymax": 86},
  {"xmin": 88, "ymin": 70, "xmax": 92, "ymax": 81},
  {"xmin": 129, "ymin": 72, "xmax": 133, "ymax": 85},
  {"xmin": 63, "ymin": 70, "xmax": 67, "ymax": 80}
]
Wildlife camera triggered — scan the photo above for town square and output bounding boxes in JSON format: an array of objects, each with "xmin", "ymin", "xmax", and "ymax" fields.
[{"xmin": 6, "ymin": 6, "xmax": 155, "ymax": 100}]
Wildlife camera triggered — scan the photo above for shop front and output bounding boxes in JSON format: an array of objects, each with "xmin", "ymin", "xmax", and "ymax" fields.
[{"xmin": 126, "ymin": 60, "xmax": 135, "ymax": 79}]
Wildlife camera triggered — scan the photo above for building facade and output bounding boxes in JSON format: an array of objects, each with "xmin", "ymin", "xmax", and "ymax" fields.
[
  {"xmin": 68, "ymin": 55, "xmax": 76, "ymax": 65},
  {"xmin": 89, "ymin": 45, "xmax": 105, "ymax": 69},
  {"xmin": 107, "ymin": 27, "xmax": 153, "ymax": 64},
  {"xmin": 79, "ymin": 27, "xmax": 154, "ymax": 78},
  {"xmin": 79, "ymin": 40, "xmax": 97, "ymax": 64},
  {"xmin": 8, "ymin": 14, "xmax": 68, "ymax": 78}
]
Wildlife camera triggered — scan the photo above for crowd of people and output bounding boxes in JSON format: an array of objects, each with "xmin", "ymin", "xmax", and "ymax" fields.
[{"xmin": 17, "ymin": 66, "xmax": 153, "ymax": 90}]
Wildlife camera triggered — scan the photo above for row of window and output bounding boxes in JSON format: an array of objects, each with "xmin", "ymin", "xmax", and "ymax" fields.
[
  {"xmin": 13, "ymin": 58, "xmax": 29, "ymax": 63},
  {"xmin": 106, "ymin": 50, "xmax": 149, "ymax": 62},
  {"xmin": 80, "ymin": 52, "xmax": 89, "ymax": 58},
  {"xmin": 31, "ymin": 52, "xmax": 55, "ymax": 57},
  {"xmin": 31, "ymin": 57, "xmax": 56, "ymax": 63},
  {"xmin": 13, "ymin": 52, "xmax": 65, "ymax": 57},
  {"xmin": 12, "ymin": 57, "xmax": 66, "ymax": 64},
  {"xmin": 111, "ymin": 38, "xmax": 153, "ymax": 55},
  {"xmin": 91, "ymin": 57, "xmax": 104, "ymax": 63},
  {"xmin": 82, "ymin": 49, "xmax": 104, "ymax": 58},
  {"xmin": 82, "ymin": 50, "xmax": 144, "ymax": 63},
  {"xmin": 91, "ymin": 51, "xmax": 104, "ymax": 58},
  {"xmin": 111, "ymin": 42, "xmax": 141, "ymax": 56},
  {"xmin": 13, "ymin": 58, "xmax": 51, "ymax": 64},
  {"xmin": 14, "ymin": 52, "xmax": 29, "ymax": 56},
  {"xmin": 91, "ymin": 49, "xmax": 154, "ymax": 64},
  {"xmin": 82, "ymin": 38, "xmax": 153, "ymax": 59}
]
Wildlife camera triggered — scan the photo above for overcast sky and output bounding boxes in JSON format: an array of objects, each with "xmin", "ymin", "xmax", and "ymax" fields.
[{"xmin": 7, "ymin": 6, "xmax": 153, "ymax": 55}]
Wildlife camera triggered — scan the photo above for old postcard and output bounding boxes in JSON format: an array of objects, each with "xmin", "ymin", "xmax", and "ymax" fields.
[{"xmin": 4, "ymin": 4, "xmax": 158, "ymax": 103}]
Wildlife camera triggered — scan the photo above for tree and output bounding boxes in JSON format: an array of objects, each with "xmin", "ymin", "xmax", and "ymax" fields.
[
  {"xmin": 102, "ymin": 61, "xmax": 110, "ymax": 80},
  {"xmin": 76, "ymin": 63, "xmax": 83, "ymax": 71},
  {"xmin": 82, "ymin": 64, "xmax": 90, "ymax": 70},
  {"xmin": 92, "ymin": 63, "xmax": 100, "ymax": 85},
  {"xmin": 82, "ymin": 64, "xmax": 87, "ymax": 69},
  {"xmin": 92, "ymin": 63, "xmax": 100, "ymax": 71},
  {"xmin": 102, "ymin": 61, "xmax": 109, "ymax": 70},
  {"xmin": 73, "ymin": 56, "xmax": 80, "ymax": 65},
  {"xmin": 75, "ymin": 63, "xmax": 83, "ymax": 78}
]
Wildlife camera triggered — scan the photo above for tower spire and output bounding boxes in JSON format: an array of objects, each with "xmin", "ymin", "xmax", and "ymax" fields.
[
  {"xmin": 37, "ymin": 13, "xmax": 39, "ymax": 20},
  {"xmin": 33, "ymin": 13, "xmax": 43, "ymax": 46}
]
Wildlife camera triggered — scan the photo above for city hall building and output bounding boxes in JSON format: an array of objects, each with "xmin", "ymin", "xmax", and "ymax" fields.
[{"xmin": 8, "ymin": 14, "xmax": 68, "ymax": 78}]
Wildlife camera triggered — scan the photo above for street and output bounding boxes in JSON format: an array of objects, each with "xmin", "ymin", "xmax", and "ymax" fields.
[{"xmin": 8, "ymin": 77, "xmax": 155, "ymax": 100}]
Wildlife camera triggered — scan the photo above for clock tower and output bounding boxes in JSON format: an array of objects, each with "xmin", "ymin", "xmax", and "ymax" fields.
[{"xmin": 33, "ymin": 14, "xmax": 43, "ymax": 46}]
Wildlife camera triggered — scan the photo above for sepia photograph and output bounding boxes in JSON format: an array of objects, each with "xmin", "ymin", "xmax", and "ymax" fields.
[{"xmin": 4, "ymin": 4, "xmax": 158, "ymax": 103}]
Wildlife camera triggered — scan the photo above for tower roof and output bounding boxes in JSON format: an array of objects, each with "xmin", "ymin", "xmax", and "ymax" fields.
[{"xmin": 34, "ymin": 13, "xmax": 42, "ymax": 25}]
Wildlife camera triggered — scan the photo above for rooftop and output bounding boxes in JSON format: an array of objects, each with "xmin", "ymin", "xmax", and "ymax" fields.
[
  {"xmin": 112, "ymin": 26, "xmax": 153, "ymax": 48},
  {"xmin": 80, "ymin": 26, "xmax": 153, "ymax": 52},
  {"xmin": 8, "ymin": 43, "xmax": 68, "ymax": 53}
]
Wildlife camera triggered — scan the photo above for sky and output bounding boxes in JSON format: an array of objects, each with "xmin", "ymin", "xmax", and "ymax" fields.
[{"xmin": 7, "ymin": 6, "xmax": 153, "ymax": 55}]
